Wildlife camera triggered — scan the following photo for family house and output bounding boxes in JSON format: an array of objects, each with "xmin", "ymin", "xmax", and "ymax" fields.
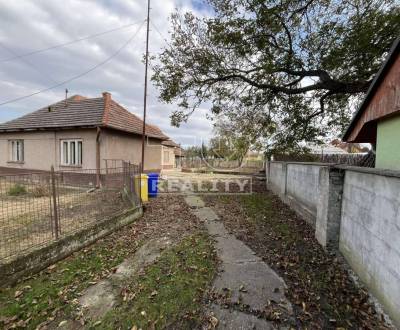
[
  {"xmin": 0, "ymin": 92, "xmax": 171, "ymax": 174},
  {"xmin": 343, "ymin": 38, "xmax": 400, "ymax": 170}
]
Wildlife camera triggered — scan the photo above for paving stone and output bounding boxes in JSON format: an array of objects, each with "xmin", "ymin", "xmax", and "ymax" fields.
[
  {"xmin": 209, "ymin": 304, "xmax": 275, "ymax": 330},
  {"xmin": 213, "ymin": 261, "xmax": 290, "ymax": 312},
  {"xmin": 186, "ymin": 195, "xmax": 293, "ymax": 328},
  {"xmin": 214, "ymin": 235, "xmax": 261, "ymax": 263},
  {"xmin": 192, "ymin": 207, "xmax": 219, "ymax": 221},
  {"xmin": 184, "ymin": 195, "xmax": 205, "ymax": 208}
]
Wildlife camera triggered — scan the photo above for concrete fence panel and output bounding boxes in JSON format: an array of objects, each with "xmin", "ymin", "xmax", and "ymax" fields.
[
  {"xmin": 339, "ymin": 169, "xmax": 400, "ymax": 326},
  {"xmin": 286, "ymin": 163, "xmax": 322, "ymax": 224},
  {"xmin": 267, "ymin": 162, "xmax": 400, "ymax": 327},
  {"xmin": 267, "ymin": 162, "xmax": 287, "ymax": 197}
]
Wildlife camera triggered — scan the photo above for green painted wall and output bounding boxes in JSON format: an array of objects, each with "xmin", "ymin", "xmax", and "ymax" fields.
[{"xmin": 376, "ymin": 115, "xmax": 400, "ymax": 170}]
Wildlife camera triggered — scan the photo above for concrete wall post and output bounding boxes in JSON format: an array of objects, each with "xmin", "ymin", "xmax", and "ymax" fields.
[{"xmin": 315, "ymin": 166, "xmax": 345, "ymax": 250}]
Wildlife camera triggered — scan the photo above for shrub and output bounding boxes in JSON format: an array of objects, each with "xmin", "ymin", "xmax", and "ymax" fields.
[{"xmin": 7, "ymin": 183, "xmax": 27, "ymax": 196}]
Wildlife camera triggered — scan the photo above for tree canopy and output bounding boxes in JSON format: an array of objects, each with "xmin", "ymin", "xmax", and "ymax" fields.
[{"xmin": 152, "ymin": 0, "xmax": 400, "ymax": 152}]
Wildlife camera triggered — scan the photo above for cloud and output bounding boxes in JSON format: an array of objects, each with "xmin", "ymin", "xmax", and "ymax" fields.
[{"xmin": 0, "ymin": 0, "xmax": 213, "ymax": 146}]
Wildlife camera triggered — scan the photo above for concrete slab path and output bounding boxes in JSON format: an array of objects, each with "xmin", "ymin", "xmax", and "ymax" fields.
[
  {"xmin": 184, "ymin": 195, "xmax": 292, "ymax": 329},
  {"xmin": 78, "ymin": 236, "xmax": 172, "ymax": 321}
]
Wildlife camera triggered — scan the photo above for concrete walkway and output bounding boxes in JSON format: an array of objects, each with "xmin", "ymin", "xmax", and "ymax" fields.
[
  {"xmin": 184, "ymin": 195, "xmax": 292, "ymax": 329},
  {"xmin": 78, "ymin": 237, "xmax": 172, "ymax": 321}
]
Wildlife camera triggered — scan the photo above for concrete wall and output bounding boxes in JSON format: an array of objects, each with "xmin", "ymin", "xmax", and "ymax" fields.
[
  {"xmin": 286, "ymin": 163, "xmax": 321, "ymax": 223},
  {"xmin": 267, "ymin": 161, "xmax": 400, "ymax": 327},
  {"xmin": 376, "ymin": 114, "xmax": 400, "ymax": 170},
  {"xmin": 267, "ymin": 162, "xmax": 287, "ymax": 197},
  {"xmin": 267, "ymin": 162, "xmax": 327, "ymax": 225},
  {"xmin": 340, "ymin": 169, "xmax": 400, "ymax": 326}
]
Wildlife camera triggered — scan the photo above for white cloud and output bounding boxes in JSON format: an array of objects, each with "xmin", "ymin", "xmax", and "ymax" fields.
[{"xmin": 0, "ymin": 0, "xmax": 213, "ymax": 145}]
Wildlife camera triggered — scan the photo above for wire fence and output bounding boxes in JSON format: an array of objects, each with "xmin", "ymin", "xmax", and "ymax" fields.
[
  {"xmin": 182, "ymin": 158, "xmax": 265, "ymax": 170},
  {"xmin": 0, "ymin": 162, "xmax": 141, "ymax": 262},
  {"xmin": 273, "ymin": 152, "xmax": 375, "ymax": 168}
]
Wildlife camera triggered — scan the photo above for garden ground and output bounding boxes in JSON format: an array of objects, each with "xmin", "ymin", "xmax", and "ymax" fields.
[{"xmin": 0, "ymin": 173, "xmax": 393, "ymax": 329}]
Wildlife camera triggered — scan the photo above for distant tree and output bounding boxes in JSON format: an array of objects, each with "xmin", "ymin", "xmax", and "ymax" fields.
[
  {"xmin": 153, "ymin": 0, "xmax": 400, "ymax": 151},
  {"xmin": 184, "ymin": 146, "xmax": 203, "ymax": 159},
  {"xmin": 208, "ymin": 118, "xmax": 255, "ymax": 165}
]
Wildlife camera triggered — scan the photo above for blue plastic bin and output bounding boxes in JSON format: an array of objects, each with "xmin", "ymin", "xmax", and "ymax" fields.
[{"xmin": 147, "ymin": 172, "xmax": 159, "ymax": 197}]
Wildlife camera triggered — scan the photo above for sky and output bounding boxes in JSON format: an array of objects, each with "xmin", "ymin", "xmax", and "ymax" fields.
[{"xmin": 0, "ymin": 0, "xmax": 213, "ymax": 147}]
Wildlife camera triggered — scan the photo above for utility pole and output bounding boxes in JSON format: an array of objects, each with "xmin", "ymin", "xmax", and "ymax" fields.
[{"xmin": 141, "ymin": 0, "xmax": 150, "ymax": 172}]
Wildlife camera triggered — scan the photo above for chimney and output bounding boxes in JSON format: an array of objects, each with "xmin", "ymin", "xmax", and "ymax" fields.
[
  {"xmin": 102, "ymin": 92, "xmax": 111, "ymax": 102},
  {"xmin": 102, "ymin": 92, "xmax": 112, "ymax": 125}
]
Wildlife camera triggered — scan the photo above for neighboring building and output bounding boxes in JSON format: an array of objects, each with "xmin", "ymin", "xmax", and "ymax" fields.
[
  {"xmin": 343, "ymin": 38, "xmax": 400, "ymax": 170},
  {"xmin": 0, "ymin": 92, "xmax": 171, "ymax": 175},
  {"xmin": 306, "ymin": 142, "xmax": 348, "ymax": 155},
  {"xmin": 161, "ymin": 139, "xmax": 185, "ymax": 169},
  {"xmin": 331, "ymin": 139, "xmax": 369, "ymax": 154}
]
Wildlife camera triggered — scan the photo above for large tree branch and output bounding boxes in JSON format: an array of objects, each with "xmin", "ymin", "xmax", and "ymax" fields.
[{"xmin": 198, "ymin": 73, "xmax": 371, "ymax": 95}]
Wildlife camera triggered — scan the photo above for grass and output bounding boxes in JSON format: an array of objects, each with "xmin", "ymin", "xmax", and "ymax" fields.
[
  {"xmin": 97, "ymin": 233, "xmax": 217, "ymax": 329},
  {"xmin": 7, "ymin": 183, "xmax": 27, "ymax": 196},
  {"xmin": 0, "ymin": 237, "xmax": 135, "ymax": 329}
]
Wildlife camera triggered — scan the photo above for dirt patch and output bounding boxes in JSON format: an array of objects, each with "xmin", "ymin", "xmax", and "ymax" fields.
[{"xmin": 204, "ymin": 191, "xmax": 392, "ymax": 329}]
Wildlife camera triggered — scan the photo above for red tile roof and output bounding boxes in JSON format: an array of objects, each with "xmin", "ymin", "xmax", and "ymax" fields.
[
  {"xmin": 161, "ymin": 139, "xmax": 180, "ymax": 148},
  {"xmin": 0, "ymin": 92, "xmax": 169, "ymax": 140}
]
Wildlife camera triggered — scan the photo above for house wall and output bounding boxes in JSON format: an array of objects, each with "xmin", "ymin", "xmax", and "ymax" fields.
[
  {"xmin": 161, "ymin": 146, "xmax": 175, "ymax": 169},
  {"xmin": 376, "ymin": 114, "xmax": 400, "ymax": 170},
  {"xmin": 0, "ymin": 129, "xmax": 97, "ymax": 171},
  {"xmin": 100, "ymin": 129, "xmax": 162, "ymax": 171},
  {"xmin": 267, "ymin": 161, "xmax": 400, "ymax": 327}
]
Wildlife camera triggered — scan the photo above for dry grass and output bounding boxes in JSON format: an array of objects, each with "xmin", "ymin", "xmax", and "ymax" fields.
[{"xmin": 0, "ymin": 177, "xmax": 132, "ymax": 262}]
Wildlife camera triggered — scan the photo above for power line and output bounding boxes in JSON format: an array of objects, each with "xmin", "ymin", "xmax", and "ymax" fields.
[
  {"xmin": 0, "ymin": 41, "xmax": 59, "ymax": 84},
  {"xmin": 0, "ymin": 20, "xmax": 146, "ymax": 107},
  {"xmin": 150, "ymin": 21, "xmax": 172, "ymax": 48},
  {"xmin": 0, "ymin": 21, "xmax": 144, "ymax": 63}
]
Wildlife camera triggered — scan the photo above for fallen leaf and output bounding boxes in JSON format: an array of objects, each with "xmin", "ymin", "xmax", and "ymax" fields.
[
  {"xmin": 58, "ymin": 320, "xmax": 68, "ymax": 327},
  {"xmin": 14, "ymin": 290, "xmax": 23, "ymax": 298}
]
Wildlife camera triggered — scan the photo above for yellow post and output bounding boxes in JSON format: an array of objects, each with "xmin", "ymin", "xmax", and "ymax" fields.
[{"xmin": 135, "ymin": 173, "xmax": 148, "ymax": 203}]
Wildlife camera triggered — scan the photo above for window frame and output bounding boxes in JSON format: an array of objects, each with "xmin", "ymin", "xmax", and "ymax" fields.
[
  {"xmin": 8, "ymin": 139, "xmax": 24, "ymax": 163},
  {"xmin": 60, "ymin": 139, "xmax": 83, "ymax": 166}
]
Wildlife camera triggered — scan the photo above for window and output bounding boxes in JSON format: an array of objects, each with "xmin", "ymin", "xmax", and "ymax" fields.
[
  {"xmin": 9, "ymin": 140, "xmax": 24, "ymax": 162},
  {"xmin": 61, "ymin": 139, "xmax": 82, "ymax": 166}
]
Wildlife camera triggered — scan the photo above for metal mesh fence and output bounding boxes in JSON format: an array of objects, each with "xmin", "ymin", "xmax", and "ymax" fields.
[
  {"xmin": 273, "ymin": 152, "xmax": 375, "ymax": 168},
  {"xmin": 182, "ymin": 158, "xmax": 265, "ymax": 170},
  {"xmin": 0, "ymin": 163, "xmax": 141, "ymax": 262}
]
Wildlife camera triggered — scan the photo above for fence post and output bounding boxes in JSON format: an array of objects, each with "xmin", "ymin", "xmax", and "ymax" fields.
[
  {"xmin": 50, "ymin": 165, "xmax": 59, "ymax": 239},
  {"xmin": 315, "ymin": 166, "xmax": 345, "ymax": 250}
]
